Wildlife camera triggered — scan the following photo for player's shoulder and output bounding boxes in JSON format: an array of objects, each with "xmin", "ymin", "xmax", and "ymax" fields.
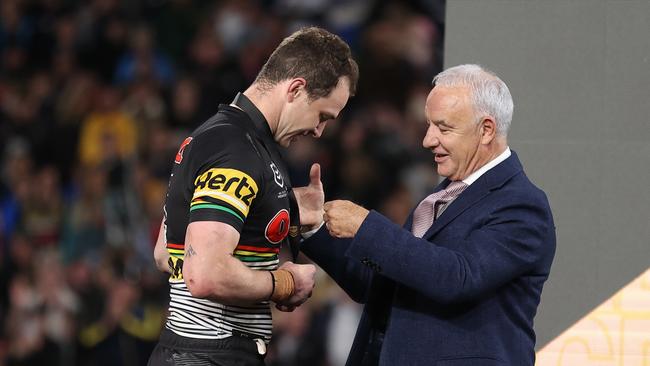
[
  {"xmin": 189, "ymin": 110, "xmax": 261, "ymax": 159},
  {"xmin": 193, "ymin": 111, "xmax": 248, "ymax": 143},
  {"xmin": 180, "ymin": 109, "xmax": 266, "ymax": 181}
]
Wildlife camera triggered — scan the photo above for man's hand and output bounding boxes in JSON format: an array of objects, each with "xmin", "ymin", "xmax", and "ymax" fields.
[
  {"xmin": 292, "ymin": 163, "xmax": 324, "ymax": 230},
  {"xmin": 323, "ymin": 200, "xmax": 370, "ymax": 238},
  {"xmin": 274, "ymin": 261, "xmax": 316, "ymax": 312}
]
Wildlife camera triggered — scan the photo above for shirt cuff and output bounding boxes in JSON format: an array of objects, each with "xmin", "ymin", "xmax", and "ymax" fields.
[{"xmin": 301, "ymin": 221, "xmax": 324, "ymax": 240}]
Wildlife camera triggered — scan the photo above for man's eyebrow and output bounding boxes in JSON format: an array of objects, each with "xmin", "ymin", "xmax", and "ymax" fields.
[
  {"xmin": 320, "ymin": 112, "xmax": 336, "ymax": 121},
  {"xmin": 432, "ymin": 120, "xmax": 452, "ymax": 127}
]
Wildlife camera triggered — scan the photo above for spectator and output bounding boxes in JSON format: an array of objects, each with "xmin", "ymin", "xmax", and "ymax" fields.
[
  {"xmin": 113, "ymin": 24, "xmax": 175, "ymax": 87},
  {"xmin": 77, "ymin": 85, "xmax": 137, "ymax": 168}
]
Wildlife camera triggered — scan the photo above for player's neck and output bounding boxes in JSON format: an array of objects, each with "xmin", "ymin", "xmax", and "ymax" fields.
[{"xmin": 243, "ymin": 85, "xmax": 281, "ymax": 134}]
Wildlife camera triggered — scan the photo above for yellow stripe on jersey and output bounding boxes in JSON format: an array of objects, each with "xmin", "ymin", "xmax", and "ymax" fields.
[
  {"xmin": 167, "ymin": 249, "xmax": 184, "ymax": 257},
  {"xmin": 233, "ymin": 250, "xmax": 277, "ymax": 258},
  {"xmin": 191, "ymin": 190, "xmax": 249, "ymax": 215},
  {"xmin": 192, "ymin": 168, "xmax": 258, "ymax": 218}
]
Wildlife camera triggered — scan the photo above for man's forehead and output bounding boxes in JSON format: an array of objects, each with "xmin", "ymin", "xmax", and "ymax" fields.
[{"xmin": 427, "ymin": 85, "xmax": 470, "ymax": 110}]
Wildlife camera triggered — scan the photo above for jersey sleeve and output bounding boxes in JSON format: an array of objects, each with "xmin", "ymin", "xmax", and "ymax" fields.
[{"xmin": 186, "ymin": 125, "xmax": 263, "ymax": 232}]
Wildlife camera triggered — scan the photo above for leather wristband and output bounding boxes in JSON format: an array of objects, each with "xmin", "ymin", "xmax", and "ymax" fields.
[{"xmin": 269, "ymin": 269, "xmax": 295, "ymax": 302}]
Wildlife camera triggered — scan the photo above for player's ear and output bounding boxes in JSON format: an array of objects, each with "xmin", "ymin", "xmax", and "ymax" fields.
[{"xmin": 287, "ymin": 78, "xmax": 306, "ymax": 102}]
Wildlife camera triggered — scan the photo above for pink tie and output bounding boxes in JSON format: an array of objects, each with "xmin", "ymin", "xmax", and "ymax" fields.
[{"xmin": 411, "ymin": 181, "xmax": 468, "ymax": 238}]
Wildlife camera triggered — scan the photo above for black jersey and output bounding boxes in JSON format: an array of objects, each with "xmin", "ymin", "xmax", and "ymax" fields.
[{"xmin": 162, "ymin": 93, "xmax": 293, "ymax": 342}]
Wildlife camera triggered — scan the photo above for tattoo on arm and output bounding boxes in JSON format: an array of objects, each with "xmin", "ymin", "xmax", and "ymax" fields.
[{"xmin": 186, "ymin": 245, "xmax": 197, "ymax": 258}]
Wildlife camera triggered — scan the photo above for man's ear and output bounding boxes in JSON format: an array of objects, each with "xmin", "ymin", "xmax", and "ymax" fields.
[
  {"xmin": 287, "ymin": 78, "xmax": 307, "ymax": 102},
  {"xmin": 480, "ymin": 116, "xmax": 497, "ymax": 144}
]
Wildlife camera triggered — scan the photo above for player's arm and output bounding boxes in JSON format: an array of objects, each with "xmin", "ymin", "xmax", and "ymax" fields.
[
  {"xmin": 182, "ymin": 221, "xmax": 316, "ymax": 306},
  {"xmin": 182, "ymin": 221, "xmax": 271, "ymax": 304},
  {"xmin": 153, "ymin": 219, "xmax": 171, "ymax": 273}
]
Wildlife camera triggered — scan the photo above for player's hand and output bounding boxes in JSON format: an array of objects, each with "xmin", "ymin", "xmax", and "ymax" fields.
[
  {"xmin": 276, "ymin": 261, "xmax": 315, "ymax": 309},
  {"xmin": 275, "ymin": 304, "xmax": 296, "ymax": 312},
  {"xmin": 292, "ymin": 163, "xmax": 324, "ymax": 231},
  {"xmin": 323, "ymin": 200, "xmax": 369, "ymax": 238}
]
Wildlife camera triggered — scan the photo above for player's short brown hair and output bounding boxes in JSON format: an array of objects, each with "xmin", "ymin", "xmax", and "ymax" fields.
[{"xmin": 255, "ymin": 27, "xmax": 359, "ymax": 99}]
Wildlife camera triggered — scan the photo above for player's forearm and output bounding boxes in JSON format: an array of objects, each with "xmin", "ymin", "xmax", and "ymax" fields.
[
  {"xmin": 208, "ymin": 259, "xmax": 275, "ymax": 305},
  {"xmin": 154, "ymin": 220, "xmax": 171, "ymax": 273},
  {"xmin": 154, "ymin": 247, "xmax": 171, "ymax": 273}
]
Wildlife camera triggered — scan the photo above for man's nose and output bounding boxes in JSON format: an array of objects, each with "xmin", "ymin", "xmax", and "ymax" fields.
[
  {"xmin": 312, "ymin": 121, "xmax": 328, "ymax": 138},
  {"xmin": 422, "ymin": 128, "xmax": 439, "ymax": 148}
]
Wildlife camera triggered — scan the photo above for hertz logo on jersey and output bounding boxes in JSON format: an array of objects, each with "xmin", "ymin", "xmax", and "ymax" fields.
[{"xmin": 192, "ymin": 168, "xmax": 259, "ymax": 218}]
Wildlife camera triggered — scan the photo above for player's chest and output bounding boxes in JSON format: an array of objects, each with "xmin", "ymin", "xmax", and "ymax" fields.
[{"xmin": 242, "ymin": 158, "xmax": 292, "ymax": 246}]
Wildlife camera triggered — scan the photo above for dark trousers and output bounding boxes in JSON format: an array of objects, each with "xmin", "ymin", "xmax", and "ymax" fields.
[{"xmin": 148, "ymin": 329, "xmax": 266, "ymax": 366}]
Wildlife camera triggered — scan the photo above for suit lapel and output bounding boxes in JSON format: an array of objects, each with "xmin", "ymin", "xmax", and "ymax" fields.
[
  {"xmin": 403, "ymin": 212, "xmax": 414, "ymax": 231},
  {"xmin": 420, "ymin": 151, "xmax": 525, "ymax": 240},
  {"xmin": 421, "ymin": 181, "xmax": 490, "ymax": 239}
]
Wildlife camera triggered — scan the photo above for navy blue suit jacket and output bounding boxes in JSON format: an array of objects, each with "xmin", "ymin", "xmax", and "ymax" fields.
[{"xmin": 302, "ymin": 152, "xmax": 556, "ymax": 366}]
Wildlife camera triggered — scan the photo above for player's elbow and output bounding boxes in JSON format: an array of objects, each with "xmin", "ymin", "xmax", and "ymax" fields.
[
  {"xmin": 182, "ymin": 261, "xmax": 205, "ymax": 298},
  {"xmin": 185, "ymin": 273, "xmax": 214, "ymax": 299},
  {"xmin": 186, "ymin": 280, "xmax": 210, "ymax": 299},
  {"xmin": 184, "ymin": 266, "xmax": 232, "ymax": 300}
]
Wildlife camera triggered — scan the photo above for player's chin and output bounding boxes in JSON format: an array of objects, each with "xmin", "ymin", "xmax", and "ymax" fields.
[
  {"xmin": 279, "ymin": 137, "xmax": 294, "ymax": 147},
  {"xmin": 285, "ymin": 135, "xmax": 300, "ymax": 146}
]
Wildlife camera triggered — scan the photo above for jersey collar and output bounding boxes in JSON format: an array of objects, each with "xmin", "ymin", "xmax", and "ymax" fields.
[{"xmin": 231, "ymin": 92, "xmax": 275, "ymax": 144}]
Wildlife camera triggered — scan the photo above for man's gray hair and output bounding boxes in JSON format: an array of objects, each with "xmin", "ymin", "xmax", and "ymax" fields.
[{"xmin": 432, "ymin": 64, "xmax": 513, "ymax": 136}]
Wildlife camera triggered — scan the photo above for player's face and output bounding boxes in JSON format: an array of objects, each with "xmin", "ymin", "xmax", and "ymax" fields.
[{"xmin": 277, "ymin": 77, "xmax": 350, "ymax": 147}]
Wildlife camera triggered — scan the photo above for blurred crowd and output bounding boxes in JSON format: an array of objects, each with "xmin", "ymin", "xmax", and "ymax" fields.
[{"xmin": 0, "ymin": 0, "xmax": 444, "ymax": 365}]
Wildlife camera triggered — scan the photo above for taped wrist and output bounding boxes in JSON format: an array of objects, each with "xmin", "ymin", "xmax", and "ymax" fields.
[{"xmin": 269, "ymin": 269, "xmax": 295, "ymax": 302}]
